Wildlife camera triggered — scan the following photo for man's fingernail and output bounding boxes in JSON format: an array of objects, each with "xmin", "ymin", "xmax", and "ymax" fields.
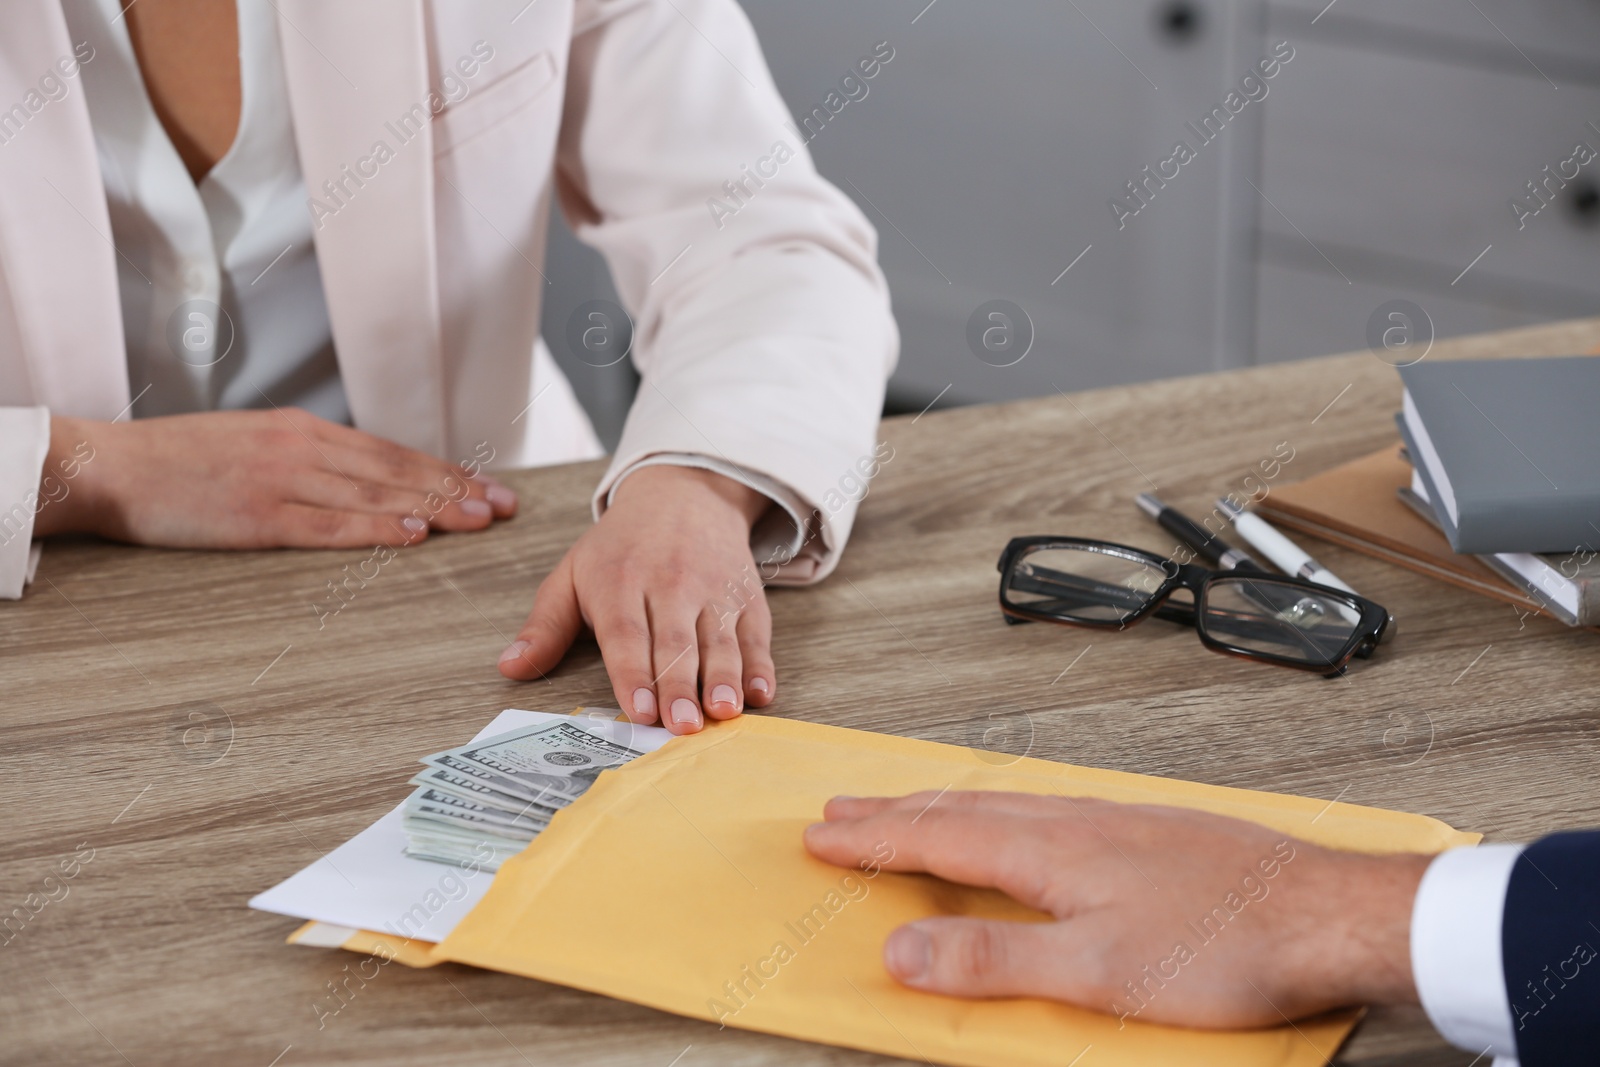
[
  {"xmin": 460, "ymin": 498, "xmax": 492, "ymax": 519},
  {"xmin": 670, "ymin": 698, "xmax": 700, "ymax": 725},
  {"xmin": 498, "ymin": 640, "xmax": 530, "ymax": 666},
  {"xmin": 402, "ymin": 516, "xmax": 428, "ymax": 536},
  {"xmin": 885, "ymin": 925, "xmax": 931, "ymax": 983},
  {"xmin": 749, "ymin": 677, "xmax": 770, "ymax": 695},
  {"xmin": 710, "ymin": 684, "xmax": 738, "ymax": 709},
  {"xmin": 485, "ymin": 484, "xmax": 515, "ymax": 510},
  {"xmin": 632, "ymin": 688, "xmax": 658, "ymax": 722}
]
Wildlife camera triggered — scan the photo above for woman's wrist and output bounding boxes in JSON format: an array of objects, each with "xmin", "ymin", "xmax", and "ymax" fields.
[
  {"xmin": 610, "ymin": 464, "xmax": 771, "ymax": 532},
  {"xmin": 31, "ymin": 414, "xmax": 109, "ymax": 538}
]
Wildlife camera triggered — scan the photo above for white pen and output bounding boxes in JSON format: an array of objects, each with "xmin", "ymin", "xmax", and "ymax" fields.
[{"xmin": 1213, "ymin": 497, "xmax": 1358, "ymax": 594}]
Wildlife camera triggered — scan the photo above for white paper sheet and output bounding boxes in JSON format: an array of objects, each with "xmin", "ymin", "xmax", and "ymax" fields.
[{"xmin": 248, "ymin": 708, "xmax": 674, "ymax": 944}]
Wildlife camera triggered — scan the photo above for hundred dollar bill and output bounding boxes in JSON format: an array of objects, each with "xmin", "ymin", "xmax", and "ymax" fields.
[
  {"xmin": 405, "ymin": 813, "xmax": 536, "ymax": 847},
  {"xmin": 403, "ymin": 822, "xmax": 527, "ymax": 849},
  {"xmin": 419, "ymin": 751, "xmax": 588, "ymax": 809},
  {"xmin": 401, "ymin": 828, "xmax": 524, "ymax": 872},
  {"xmin": 421, "ymin": 720, "xmax": 644, "ymax": 803},
  {"xmin": 420, "ymin": 752, "xmax": 570, "ymax": 808},
  {"xmin": 404, "ymin": 714, "xmax": 657, "ymax": 871},
  {"xmin": 408, "ymin": 766, "xmax": 558, "ymax": 817},
  {"xmin": 403, "ymin": 845, "xmax": 500, "ymax": 869},
  {"xmin": 401, "ymin": 815, "xmax": 531, "ymax": 851},
  {"xmin": 404, "ymin": 787, "xmax": 550, "ymax": 833}
]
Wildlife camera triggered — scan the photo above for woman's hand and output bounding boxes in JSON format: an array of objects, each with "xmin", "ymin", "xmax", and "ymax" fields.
[
  {"xmin": 804, "ymin": 791, "xmax": 1430, "ymax": 1029},
  {"xmin": 498, "ymin": 465, "xmax": 777, "ymax": 735},
  {"xmin": 34, "ymin": 410, "xmax": 516, "ymax": 546}
]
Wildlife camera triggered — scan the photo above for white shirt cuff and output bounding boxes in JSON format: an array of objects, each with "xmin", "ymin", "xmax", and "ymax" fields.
[
  {"xmin": 0, "ymin": 407, "xmax": 51, "ymax": 599},
  {"xmin": 1411, "ymin": 843, "xmax": 1525, "ymax": 1066},
  {"xmin": 602, "ymin": 452, "xmax": 811, "ymax": 573}
]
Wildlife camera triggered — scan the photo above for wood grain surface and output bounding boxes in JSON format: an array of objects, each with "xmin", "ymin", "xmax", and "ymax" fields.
[{"xmin": 4, "ymin": 318, "xmax": 1599, "ymax": 1067}]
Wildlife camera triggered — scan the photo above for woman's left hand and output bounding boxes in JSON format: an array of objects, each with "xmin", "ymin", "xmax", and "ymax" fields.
[{"xmin": 497, "ymin": 465, "xmax": 778, "ymax": 734}]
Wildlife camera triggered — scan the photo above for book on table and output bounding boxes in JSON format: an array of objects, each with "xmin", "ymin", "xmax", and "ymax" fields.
[
  {"xmin": 1397, "ymin": 355, "xmax": 1600, "ymax": 555},
  {"xmin": 1254, "ymin": 443, "xmax": 1600, "ymax": 627}
]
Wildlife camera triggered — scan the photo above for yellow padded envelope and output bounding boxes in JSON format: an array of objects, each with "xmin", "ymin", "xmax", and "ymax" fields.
[{"xmin": 434, "ymin": 715, "xmax": 1478, "ymax": 1067}]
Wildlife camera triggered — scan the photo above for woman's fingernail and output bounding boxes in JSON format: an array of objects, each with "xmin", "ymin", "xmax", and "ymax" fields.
[
  {"xmin": 498, "ymin": 640, "xmax": 531, "ymax": 666},
  {"xmin": 749, "ymin": 677, "xmax": 770, "ymax": 695},
  {"xmin": 670, "ymin": 698, "xmax": 701, "ymax": 726},
  {"xmin": 485, "ymin": 484, "xmax": 516, "ymax": 510},
  {"xmin": 885, "ymin": 925, "xmax": 932, "ymax": 983},
  {"xmin": 632, "ymin": 688, "xmax": 658, "ymax": 722},
  {"xmin": 460, "ymin": 498, "xmax": 492, "ymax": 519},
  {"xmin": 710, "ymin": 684, "xmax": 738, "ymax": 709},
  {"xmin": 402, "ymin": 516, "xmax": 428, "ymax": 536}
]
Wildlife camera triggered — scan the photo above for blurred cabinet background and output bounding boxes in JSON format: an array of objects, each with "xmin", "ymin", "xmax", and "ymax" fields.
[{"xmin": 540, "ymin": 0, "xmax": 1600, "ymax": 447}]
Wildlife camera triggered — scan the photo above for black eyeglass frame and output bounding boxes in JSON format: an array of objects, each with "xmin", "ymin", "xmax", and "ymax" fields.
[{"xmin": 996, "ymin": 536, "xmax": 1391, "ymax": 676}]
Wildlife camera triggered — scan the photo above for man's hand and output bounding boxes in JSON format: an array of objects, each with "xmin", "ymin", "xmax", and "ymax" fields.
[
  {"xmin": 805, "ymin": 792, "xmax": 1431, "ymax": 1029},
  {"xmin": 498, "ymin": 465, "xmax": 777, "ymax": 735},
  {"xmin": 35, "ymin": 410, "xmax": 516, "ymax": 546}
]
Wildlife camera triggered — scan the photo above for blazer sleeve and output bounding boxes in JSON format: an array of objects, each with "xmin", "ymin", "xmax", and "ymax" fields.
[
  {"xmin": 556, "ymin": 0, "xmax": 899, "ymax": 585},
  {"xmin": 1502, "ymin": 830, "xmax": 1600, "ymax": 1067},
  {"xmin": 0, "ymin": 406, "xmax": 51, "ymax": 599}
]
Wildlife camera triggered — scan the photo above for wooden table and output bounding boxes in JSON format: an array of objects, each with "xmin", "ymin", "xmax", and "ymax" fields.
[{"xmin": 5, "ymin": 317, "xmax": 1599, "ymax": 1067}]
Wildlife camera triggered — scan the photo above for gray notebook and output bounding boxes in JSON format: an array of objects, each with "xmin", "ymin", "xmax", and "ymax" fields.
[
  {"xmin": 1400, "ymin": 474, "xmax": 1600, "ymax": 627},
  {"xmin": 1397, "ymin": 357, "xmax": 1600, "ymax": 554}
]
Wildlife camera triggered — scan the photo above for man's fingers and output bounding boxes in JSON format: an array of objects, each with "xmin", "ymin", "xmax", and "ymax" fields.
[
  {"xmin": 804, "ymin": 805, "xmax": 1017, "ymax": 880},
  {"xmin": 804, "ymin": 804, "xmax": 1073, "ymax": 911},
  {"xmin": 821, "ymin": 790, "xmax": 1087, "ymax": 823},
  {"xmin": 820, "ymin": 795, "xmax": 921, "ymax": 822},
  {"xmin": 591, "ymin": 605, "xmax": 660, "ymax": 725},
  {"xmin": 650, "ymin": 606, "xmax": 703, "ymax": 734},
  {"xmin": 734, "ymin": 587, "xmax": 775, "ymax": 708},
  {"xmin": 883, "ymin": 918, "xmax": 1089, "ymax": 1002},
  {"xmin": 697, "ymin": 607, "xmax": 744, "ymax": 720},
  {"xmin": 501, "ymin": 560, "xmax": 582, "ymax": 681}
]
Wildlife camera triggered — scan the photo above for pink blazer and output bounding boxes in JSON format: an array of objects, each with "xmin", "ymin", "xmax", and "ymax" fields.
[{"xmin": 0, "ymin": 0, "xmax": 897, "ymax": 594}]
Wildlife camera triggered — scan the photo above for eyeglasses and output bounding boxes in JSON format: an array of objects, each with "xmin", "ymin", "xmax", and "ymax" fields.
[{"xmin": 996, "ymin": 537, "xmax": 1390, "ymax": 676}]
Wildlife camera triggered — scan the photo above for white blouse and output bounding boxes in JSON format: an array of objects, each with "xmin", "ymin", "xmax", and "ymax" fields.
[{"xmin": 61, "ymin": 0, "xmax": 347, "ymax": 421}]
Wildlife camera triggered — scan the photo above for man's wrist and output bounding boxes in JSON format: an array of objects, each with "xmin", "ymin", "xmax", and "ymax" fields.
[
  {"xmin": 1289, "ymin": 849, "xmax": 1431, "ymax": 1009},
  {"xmin": 1338, "ymin": 852, "xmax": 1431, "ymax": 1005}
]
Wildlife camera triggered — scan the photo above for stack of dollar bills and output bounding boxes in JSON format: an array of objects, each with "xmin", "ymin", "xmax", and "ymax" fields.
[{"xmin": 403, "ymin": 717, "xmax": 647, "ymax": 871}]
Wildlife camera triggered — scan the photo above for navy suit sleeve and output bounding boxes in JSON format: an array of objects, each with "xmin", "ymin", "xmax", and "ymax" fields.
[{"xmin": 1503, "ymin": 830, "xmax": 1600, "ymax": 1066}]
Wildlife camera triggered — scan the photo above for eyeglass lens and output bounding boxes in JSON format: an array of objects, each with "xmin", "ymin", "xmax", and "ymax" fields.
[
  {"xmin": 1200, "ymin": 576, "xmax": 1362, "ymax": 665},
  {"xmin": 1004, "ymin": 545, "xmax": 1168, "ymax": 624}
]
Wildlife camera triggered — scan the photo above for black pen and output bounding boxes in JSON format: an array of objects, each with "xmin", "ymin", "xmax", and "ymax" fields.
[{"xmin": 1135, "ymin": 493, "xmax": 1262, "ymax": 571}]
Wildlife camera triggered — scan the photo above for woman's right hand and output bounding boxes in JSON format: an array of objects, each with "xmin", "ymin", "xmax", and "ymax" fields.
[{"xmin": 33, "ymin": 409, "xmax": 516, "ymax": 548}]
